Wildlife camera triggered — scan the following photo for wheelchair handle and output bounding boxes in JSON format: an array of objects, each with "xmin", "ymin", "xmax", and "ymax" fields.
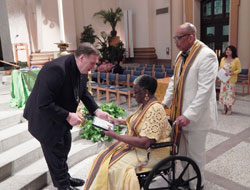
[{"xmin": 150, "ymin": 142, "xmax": 173, "ymax": 149}]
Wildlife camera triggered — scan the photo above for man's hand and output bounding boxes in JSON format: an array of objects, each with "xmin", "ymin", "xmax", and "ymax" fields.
[
  {"xmin": 95, "ymin": 108, "xmax": 110, "ymax": 121},
  {"xmin": 66, "ymin": 112, "xmax": 83, "ymax": 126},
  {"xmin": 175, "ymin": 115, "xmax": 190, "ymax": 127}
]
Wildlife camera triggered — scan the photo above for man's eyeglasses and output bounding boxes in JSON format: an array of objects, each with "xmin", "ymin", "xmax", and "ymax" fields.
[{"xmin": 173, "ymin": 34, "xmax": 191, "ymax": 41}]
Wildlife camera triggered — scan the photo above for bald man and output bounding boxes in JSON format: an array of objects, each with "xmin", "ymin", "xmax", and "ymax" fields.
[{"xmin": 162, "ymin": 23, "xmax": 218, "ymax": 189}]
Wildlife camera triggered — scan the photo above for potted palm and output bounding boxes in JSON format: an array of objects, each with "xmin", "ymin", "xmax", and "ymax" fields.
[{"xmin": 94, "ymin": 7, "xmax": 123, "ymax": 46}]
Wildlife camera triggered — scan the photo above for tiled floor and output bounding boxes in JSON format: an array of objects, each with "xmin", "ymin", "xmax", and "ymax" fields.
[{"xmin": 94, "ymin": 89, "xmax": 250, "ymax": 190}]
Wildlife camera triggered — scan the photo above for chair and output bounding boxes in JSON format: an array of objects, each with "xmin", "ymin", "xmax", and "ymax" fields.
[
  {"xmin": 106, "ymin": 73, "xmax": 120, "ymax": 102},
  {"xmin": 132, "ymin": 70, "xmax": 142, "ymax": 76},
  {"xmin": 117, "ymin": 74, "xmax": 133, "ymax": 108},
  {"xmin": 135, "ymin": 67, "xmax": 144, "ymax": 71},
  {"xmin": 215, "ymin": 78, "xmax": 221, "ymax": 100},
  {"xmin": 155, "ymin": 71, "xmax": 167, "ymax": 79},
  {"xmin": 165, "ymin": 68, "xmax": 174, "ymax": 77},
  {"xmin": 143, "ymin": 71, "xmax": 155, "ymax": 77},
  {"xmin": 124, "ymin": 70, "xmax": 133, "ymax": 75},
  {"xmin": 127, "ymin": 66, "xmax": 135, "ymax": 70},
  {"xmin": 89, "ymin": 72, "xmax": 99, "ymax": 94},
  {"xmin": 154, "ymin": 67, "xmax": 164, "ymax": 72},
  {"xmin": 237, "ymin": 68, "xmax": 250, "ymax": 95},
  {"xmin": 96, "ymin": 72, "xmax": 108, "ymax": 101},
  {"xmin": 155, "ymin": 64, "xmax": 162, "ymax": 68},
  {"xmin": 117, "ymin": 74, "xmax": 128, "ymax": 87},
  {"xmin": 144, "ymin": 67, "xmax": 153, "ymax": 71},
  {"xmin": 137, "ymin": 122, "xmax": 202, "ymax": 190}
]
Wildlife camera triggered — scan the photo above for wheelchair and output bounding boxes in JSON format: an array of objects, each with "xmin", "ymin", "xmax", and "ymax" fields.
[{"xmin": 136, "ymin": 122, "xmax": 202, "ymax": 190}]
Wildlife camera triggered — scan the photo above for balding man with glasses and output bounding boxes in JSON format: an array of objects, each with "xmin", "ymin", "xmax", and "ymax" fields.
[{"xmin": 162, "ymin": 23, "xmax": 218, "ymax": 190}]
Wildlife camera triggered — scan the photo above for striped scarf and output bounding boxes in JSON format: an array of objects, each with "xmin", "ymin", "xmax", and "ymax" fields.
[
  {"xmin": 84, "ymin": 100, "xmax": 159, "ymax": 190},
  {"xmin": 170, "ymin": 41, "xmax": 204, "ymax": 121}
]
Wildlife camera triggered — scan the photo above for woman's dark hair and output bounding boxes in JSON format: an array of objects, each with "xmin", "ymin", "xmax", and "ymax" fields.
[
  {"xmin": 134, "ymin": 75, "xmax": 157, "ymax": 95},
  {"xmin": 224, "ymin": 45, "xmax": 238, "ymax": 59}
]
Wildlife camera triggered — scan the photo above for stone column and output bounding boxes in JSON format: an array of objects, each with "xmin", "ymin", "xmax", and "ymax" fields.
[{"xmin": 0, "ymin": 0, "xmax": 14, "ymax": 62}]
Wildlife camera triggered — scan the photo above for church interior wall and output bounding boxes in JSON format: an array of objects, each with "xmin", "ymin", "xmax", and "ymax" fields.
[
  {"xmin": 237, "ymin": 0, "xmax": 250, "ymax": 69},
  {"xmin": 0, "ymin": 0, "xmax": 249, "ymax": 69}
]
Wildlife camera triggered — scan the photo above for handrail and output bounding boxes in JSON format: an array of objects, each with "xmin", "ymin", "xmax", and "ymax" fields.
[{"xmin": 0, "ymin": 60, "xmax": 19, "ymax": 68}]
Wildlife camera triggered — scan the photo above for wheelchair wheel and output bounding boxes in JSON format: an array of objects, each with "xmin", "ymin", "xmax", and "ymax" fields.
[{"xmin": 143, "ymin": 155, "xmax": 201, "ymax": 190}]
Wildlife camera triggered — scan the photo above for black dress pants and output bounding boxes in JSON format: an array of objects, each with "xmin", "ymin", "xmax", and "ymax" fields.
[{"xmin": 41, "ymin": 129, "xmax": 72, "ymax": 188}]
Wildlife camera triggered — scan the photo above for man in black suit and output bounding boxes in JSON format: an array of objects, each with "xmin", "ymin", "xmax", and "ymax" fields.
[{"xmin": 24, "ymin": 43, "xmax": 110, "ymax": 190}]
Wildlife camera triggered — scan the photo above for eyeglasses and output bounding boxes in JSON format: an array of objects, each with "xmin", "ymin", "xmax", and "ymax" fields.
[{"xmin": 173, "ymin": 34, "xmax": 191, "ymax": 41}]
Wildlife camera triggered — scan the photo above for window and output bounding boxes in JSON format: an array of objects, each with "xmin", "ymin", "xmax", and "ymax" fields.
[
  {"xmin": 204, "ymin": 2, "xmax": 212, "ymax": 16},
  {"xmin": 222, "ymin": 42, "xmax": 228, "ymax": 52},
  {"xmin": 207, "ymin": 26, "xmax": 215, "ymax": 36},
  {"xmin": 223, "ymin": 25, "xmax": 229, "ymax": 36},
  {"xmin": 208, "ymin": 42, "xmax": 215, "ymax": 50},
  {"xmin": 214, "ymin": 0, "xmax": 223, "ymax": 15},
  {"xmin": 226, "ymin": 0, "xmax": 230, "ymax": 13}
]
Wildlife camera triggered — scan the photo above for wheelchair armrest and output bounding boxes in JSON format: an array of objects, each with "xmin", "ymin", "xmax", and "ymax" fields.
[{"xmin": 150, "ymin": 142, "xmax": 173, "ymax": 149}]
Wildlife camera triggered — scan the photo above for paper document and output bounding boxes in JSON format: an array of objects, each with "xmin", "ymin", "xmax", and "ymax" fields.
[
  {"xmin": 217, "ymin": 69, "xmax": 230, "ymax": 83},
  {"xmin": 92, "ymin": 116, "xmax": 114, "ymax": 131}
]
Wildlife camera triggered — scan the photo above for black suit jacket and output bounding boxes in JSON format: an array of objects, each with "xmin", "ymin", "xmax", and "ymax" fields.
[{"xmin": 23, "ymin": 54, "xmax": 98, "ymax": 145}]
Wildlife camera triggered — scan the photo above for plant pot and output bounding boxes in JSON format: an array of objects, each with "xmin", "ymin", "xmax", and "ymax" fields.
[
  {"xmin": 109, "ymin": 36, "xmax": 120, "ymax": 47},
  {"xmin": 5, "ymin": 69, "xmax": 13, "ymax": 75}
]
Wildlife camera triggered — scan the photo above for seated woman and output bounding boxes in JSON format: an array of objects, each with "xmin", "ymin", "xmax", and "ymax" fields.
[{"xmin": 84, "ymin": 75, "xmax": 172, "ymax": 190}]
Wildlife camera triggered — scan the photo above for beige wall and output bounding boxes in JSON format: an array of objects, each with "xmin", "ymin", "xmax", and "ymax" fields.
[
  {"xmin": 6, "ymin": 0, "xmax": 34, "ymax": 61},
  {"xmin": 4, "ymin": 0, "xmax": 77, "ymax": 62},
  {"xmin": 118, "ymin": 0, "xmax": 151, "ymax": 48},
  {"xmin": 237, "ymin": 0, "xmax": 250, "ymax": 69},
  {"xmin": 1, "ymin": 0, "xmax": 249, "ymax": 68},
  {"xmin": 171, "ymin": 0, "xmax": 184, "ymax": 65},
  {"xmin": 78, "ymin": 0, "xmax": 118, "ymax": 46},
  {"xmin": 41, "ymin": 0, "xmax": 77, "ymax": 51},
  {"xmin": 153, "ymin": 0, "xmax": 171, "ymax": 60},
  {"xmin": 118, "ymin": 0, "xmax": 171, "ymax": 59}
]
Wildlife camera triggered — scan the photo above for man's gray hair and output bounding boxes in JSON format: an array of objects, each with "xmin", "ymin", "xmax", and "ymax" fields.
[{"xmin": 75, "ymin": 43, "xmax": 101, "ymax": 57}]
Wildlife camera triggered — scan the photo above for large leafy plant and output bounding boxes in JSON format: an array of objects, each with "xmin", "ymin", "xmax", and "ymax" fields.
[
  {"xmin": 80, "ymin": 24, "xmax": 97, "ymax": 44},
  {"xmin": 94, "ymin": 7, "xmax": 123, "ymax": 37},
  {"xmin": 80, "ymin": 102, "xmax": 127, "ymax": 142},
  {"xmin": 96, "ymin": 32, "xmax": 125, "ymax": 63}
]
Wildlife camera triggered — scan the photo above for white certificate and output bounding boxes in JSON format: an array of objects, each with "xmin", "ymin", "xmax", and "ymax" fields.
[
  {"xmin": 217, "ymin": 69, "xmax": 230, "ymax": 83},
  {"xmin": 92, "ymin": 116, "xmax": 114, "ymax": 131}
]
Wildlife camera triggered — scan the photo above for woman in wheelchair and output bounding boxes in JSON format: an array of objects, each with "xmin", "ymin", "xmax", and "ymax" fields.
[{"xmin": 84, "ymin": 75, "xmax": 172, "ymax": 190}]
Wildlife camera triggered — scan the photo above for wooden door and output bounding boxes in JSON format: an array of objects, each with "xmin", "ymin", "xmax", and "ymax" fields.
[{"xmin": 201, "ymin": 0, "xmax": 230, "ymax": 59}]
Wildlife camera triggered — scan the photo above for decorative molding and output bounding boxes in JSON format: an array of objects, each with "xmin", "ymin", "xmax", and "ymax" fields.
[
  {"xmin": 229, "ymin": 0, "xmax": 240, "ymax": 47},
  {"xmin": 184, "ymin": 0, "xmax": 193, "ymax": 23}
]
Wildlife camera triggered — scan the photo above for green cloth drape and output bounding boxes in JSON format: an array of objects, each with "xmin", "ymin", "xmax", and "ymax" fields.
[{"xmin": 10, "ymin": 68, "xmax": 40, "ymax": 109}]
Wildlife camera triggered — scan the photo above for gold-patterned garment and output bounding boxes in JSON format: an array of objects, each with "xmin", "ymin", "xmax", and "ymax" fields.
[{"xmin": 86, "ymin": 102, "xmax": 171, "ymax": 190}]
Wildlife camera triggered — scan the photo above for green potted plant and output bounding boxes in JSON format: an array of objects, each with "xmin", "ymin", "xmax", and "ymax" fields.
[
  {"xmin": 80, "ymin": 24, "xmax": 97, "ymax": 44},
  {"xmin": 108, "ymin": 41, "xmax": 125, "ymax": 63},
  {"xmin": 93, "ymin": 7, "xmax": 123, "ymax": 38},
  {"xmin": 80, "ymin": 102, "xmax": 127, "ymax": 142},
  {"xmin": 96, "ymin": 31, "xmax": 110, "ymax": 61}
]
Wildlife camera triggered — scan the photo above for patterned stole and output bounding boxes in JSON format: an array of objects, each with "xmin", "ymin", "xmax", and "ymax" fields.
[
  {"xmin": 170, "ymin": 41, "xmax": 203, "ymax": 121},
  {"xmin": 84, "ymin": 100, "xmax": 159, "ymax": 190},
  {"xmin": 170, "ymin": 41, "xmax": 203, "ymax": 152}
]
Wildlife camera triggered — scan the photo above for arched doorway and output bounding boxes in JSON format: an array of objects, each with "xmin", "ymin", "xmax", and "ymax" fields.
[{"xmin": 200, "ymin": 0, "xmax": 230, "ymax": 57}]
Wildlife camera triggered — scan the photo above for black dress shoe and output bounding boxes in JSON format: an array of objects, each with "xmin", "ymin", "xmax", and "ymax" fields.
[
  {"xmin": 69, "ymin": 177, "xmax": 85, "ymax": 187},
  {"xmin": 57, "ymin": 186, "xmax": 80, "ymax": 190}
]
